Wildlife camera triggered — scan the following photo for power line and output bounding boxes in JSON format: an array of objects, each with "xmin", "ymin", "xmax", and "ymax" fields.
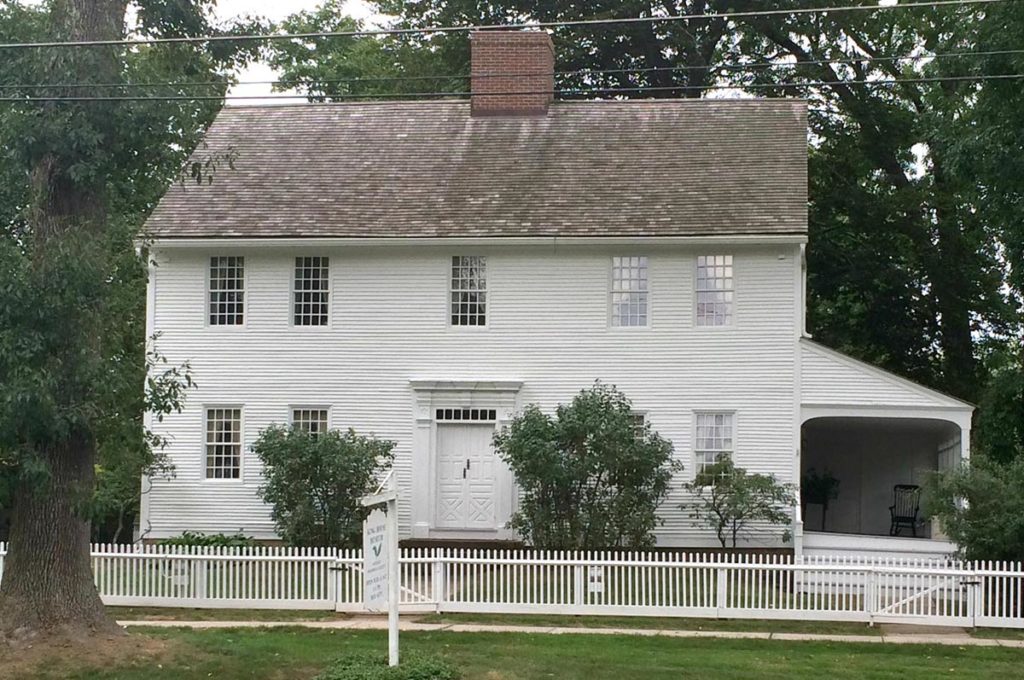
[
  {"xmin": 4, "ymin": 48, "xmax": 1022, "ymax": 92},
  {"xmin": 1, "ymin": 73, "xmax": 1020, "ymax": 102},
  {"xmin": 0, "ymin": 0, "xmax": 1010, "ymax": 51}
]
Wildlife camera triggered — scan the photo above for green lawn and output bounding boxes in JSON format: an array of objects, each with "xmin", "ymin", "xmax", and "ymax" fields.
[
  {"xmin": 108, "ymin": 606, "xmax": 350, "ymax": 622},
  {"xmin": 969, "ymin": 627, "xmax": 1024, "ymax": 640},
  {"xmin": 416, "ymin": 612, "xmax": 882, "ymax": 636},
  {"xmin": 22, "ymin": 627, "xmax": 1024, "ymax": 680}
]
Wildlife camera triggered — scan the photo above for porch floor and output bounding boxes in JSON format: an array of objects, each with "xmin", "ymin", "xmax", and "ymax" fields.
[{"xmin": 803, "ymin": 531, "xmax": 956, "ymax": 562}]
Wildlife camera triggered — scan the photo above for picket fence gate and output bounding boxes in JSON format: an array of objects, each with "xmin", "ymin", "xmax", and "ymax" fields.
[{"xmin": 0, "ymin": 543, "xmax": 1020, "ymax": 629}]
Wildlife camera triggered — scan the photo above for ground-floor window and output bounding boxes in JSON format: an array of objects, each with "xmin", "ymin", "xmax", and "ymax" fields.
[
  {"xmin": 694, "ymin": 411, "xmax": 734, "ymax": 477},
  {"xmin": 205, "ymin": 407, "xmax": 242, "ymax": 479}
]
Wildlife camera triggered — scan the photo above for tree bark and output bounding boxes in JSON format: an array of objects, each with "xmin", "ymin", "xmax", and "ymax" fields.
[
  {"xmin": 0, "ymin": 0, "xmax": 127, "ymax": 642},
  {"xmin": 0, "ymin": 434, "xmax": 117, "ymax": 639}
]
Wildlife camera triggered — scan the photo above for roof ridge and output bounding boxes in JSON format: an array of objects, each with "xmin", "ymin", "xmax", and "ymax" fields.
[{"xmin": 218, "ymin": 97, "xmax": 808, "ymax": 112}]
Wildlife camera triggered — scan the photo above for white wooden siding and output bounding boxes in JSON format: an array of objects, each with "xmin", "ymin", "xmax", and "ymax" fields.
[
  {"xmin": 145, "ymin": 244, "xmax": 801, "ymax": 546},
  {"xmin": 800, "ymin": 340, "xmax": 969, "ymax": 409}
]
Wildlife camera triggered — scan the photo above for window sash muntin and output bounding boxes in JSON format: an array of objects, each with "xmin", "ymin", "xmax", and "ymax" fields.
[
  {"xmin": 611, "ymin": 256, "xmax": 649, "ymax": 327},
  {"xmin": 205, "ymin": 407, "xmax": 242, "ymax": 479},
  {"xmin": 293, "ymin": 256, "xmax": 330, "ymax": 326},
  {"xmin": 450, "ymin": 256, "xmax": 487, "ymax": 326},
  {"xmin": 291, "ymin": 407, "xmax": 329, "ymax": 437},
  {"xmin": 209, "ymin": 256, "xmax": 245, "ymax": 325},
  {"xmin": 696, "ymin": 255, "xmax": 733, "ymax": 326},
  {"xmin": 694, "ymin": 412, "xmax": 734, "ymax": 476}
]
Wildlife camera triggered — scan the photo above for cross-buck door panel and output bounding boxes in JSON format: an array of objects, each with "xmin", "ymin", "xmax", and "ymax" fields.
[{"xmin": 435, "ymin": 423, "xmax": 497, "ymax": 530}]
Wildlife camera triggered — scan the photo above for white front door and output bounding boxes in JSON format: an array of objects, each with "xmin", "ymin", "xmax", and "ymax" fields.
[{"xmin": 435, "ymin": 423, "xmax": 498, "ymax": 530}]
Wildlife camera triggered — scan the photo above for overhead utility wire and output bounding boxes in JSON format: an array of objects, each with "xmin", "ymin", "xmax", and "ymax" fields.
[
  {"xmin": 2, "ymin": 73, "xmax": 1021, "ymax": 103},
  {"xmin": 4, "ymin": 48, "xmax": 1023, "ymax": 92},
  {"xmin": 0, "ymin": 0, "xmax": 1010, "ymax": 50}
]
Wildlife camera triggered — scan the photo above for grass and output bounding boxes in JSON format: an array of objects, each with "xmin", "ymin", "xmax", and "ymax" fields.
[
  {"xmin": 415, "ymin": 612, "xmax": 883, "ymax": 636},
  {"xmin": 969, "ymin": 627, "xmax": 1024, "ymax": 640},
  {"xmin": 108, "ymin": 606, "xmax": 351, "ymax": 622},
  {"xmin": 20, "ymin": 627, "xmax": 1024, "ymax": 680},
  {"xmin": 108, "ymin": 606, "xmax": 880, "ymax": 635}
]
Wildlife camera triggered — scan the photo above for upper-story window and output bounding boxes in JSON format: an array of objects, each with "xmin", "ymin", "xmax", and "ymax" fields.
[
  {"xmin": 205, "ymin": 407, "xmax": 242, "ymax": 479},
  {"xmin": 610, "ymin": 256, "xmax": 649, "ymax": 327},
  {"xmin": 450, "ymin": 256, "xmax": 487, "ymax": 326},
  {"xmin": 209, "ymin": 256, "xmax": 244, "ymax": 325},
  {"xmin": 694, "ymin": 412, "xmax": 734, "ymax": 479},
  {"xmin": 294, "ymin": 256, "xmax": 330, "ymax": 326},
  {"xmin": 696, "ymin": 255, "xmax": 733, "ymax": 326},
  {"xmin": 291, "ymin": 407, "xmax": 329, "ymax": 438}
]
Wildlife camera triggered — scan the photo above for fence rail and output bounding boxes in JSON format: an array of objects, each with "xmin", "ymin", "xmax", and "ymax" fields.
[{"xmin": 0, "ymin": 543, "xmax": 1020, "ymax": 628}]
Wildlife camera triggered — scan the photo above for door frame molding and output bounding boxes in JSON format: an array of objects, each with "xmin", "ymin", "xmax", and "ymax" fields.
[{"xmin": 409, "ymin": 380, "xmax": 522, "ymax": 540}]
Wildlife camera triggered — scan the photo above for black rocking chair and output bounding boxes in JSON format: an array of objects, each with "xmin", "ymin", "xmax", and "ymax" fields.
[{"xmin": 889, "ymin": 484, "xmax": 922, "ymax": 537}]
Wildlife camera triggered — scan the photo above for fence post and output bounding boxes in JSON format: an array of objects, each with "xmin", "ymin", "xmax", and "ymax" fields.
[
  {"xmin": 970, "ymin": 562, "xmax": 983, "ymax": 628},
  {"xmin": 865, "ymin": 568, "xmax": 877, "ymax": 626},
  {"xmin": 715, "ymin": 565, "xmax": 728, "ymax": 618},
  {"xmin": 329, "ymin": 548, "xmax": 341, "ymax": 612},
  {"xmin": 432, "ymin": 548, "xmax": 446, "ymax": 613}
]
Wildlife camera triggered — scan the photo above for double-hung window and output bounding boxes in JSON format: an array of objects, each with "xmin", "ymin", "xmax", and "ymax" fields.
[
  {"xmin": 293, "ymin": 256, "xmax": 330, "ymax": 326},
  {"xmin": 696, "ymin": 255, "xmax": 733, "ymax": 326},
  {"xmin": 611, "ymin": 256, "xmax": 649, "ymax": 327},
  {"xmin": 292, "ymin": 408, "xmax": 329, "ymax": 438},
  {"xmin": 209, "ymin": 256, "xmax": 245, "ymax": 325},
  {"xmin": 694, "ymin": 412, "xmax": 734, "ymax": 479},
  {"xmin": 205, "ymin": 408, "xmax": 242, "ymax": 479},
  {"xmin": 450, "ymin": 256, "xmax": 487, "ymax": 326}
]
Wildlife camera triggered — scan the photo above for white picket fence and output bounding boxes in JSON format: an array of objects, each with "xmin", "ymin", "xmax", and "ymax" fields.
[{"xmin": 0, "ymin": 543, "xmax": 1021, "ymax": 628}]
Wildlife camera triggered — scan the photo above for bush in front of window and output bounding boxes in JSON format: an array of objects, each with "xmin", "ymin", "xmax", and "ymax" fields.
[
  {"xmin": 252, "ymin": 426, "xmax": 395, "ymax": 548},
  {"xmin": 682, "ymin": 457, "xmax": 797, "ymax": 549},
  {"xmin": 493, "ymin": 383, "xmax": 679, "ymax": 549}
]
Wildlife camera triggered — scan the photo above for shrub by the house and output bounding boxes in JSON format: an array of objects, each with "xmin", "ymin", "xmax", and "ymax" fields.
[
  {"xmin": 493, "ymin": 383, "xmax": 678, "ymax": 549},
  {"xmin": 252, "ymin": 426, "xmax": 395, "ymax": 547},
  {"xmin": 683, "ymin": 457, "xmax": 797, "ymax": 548},
  {"xmin": 925, "ymin": 455, "xmax": 1024, "ymax": 561}
]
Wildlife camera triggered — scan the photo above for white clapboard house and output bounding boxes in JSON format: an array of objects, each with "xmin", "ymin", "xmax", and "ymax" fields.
[{"xmin": 141, "ymin": 31, "xmax": 973, "ymax": 559}]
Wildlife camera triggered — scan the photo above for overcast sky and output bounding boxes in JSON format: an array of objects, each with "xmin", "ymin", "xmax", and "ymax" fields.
[{"xmin": 214, "ymin": 0, "xmax": 380, "ymax": 104}]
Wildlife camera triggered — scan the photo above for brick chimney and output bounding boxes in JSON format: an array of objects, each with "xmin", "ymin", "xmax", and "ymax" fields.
[{"xmin": 470, "ymin": 30, "xmax": 555, "ymax": 116}]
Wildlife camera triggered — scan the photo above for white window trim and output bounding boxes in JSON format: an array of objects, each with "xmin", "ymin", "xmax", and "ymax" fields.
[
  {"xmin": 289, "ymin": 405, "xmax": 332, "ymax": 434},
  {"xmin": 608, "ymin": 255, "xmax": 651, "ymax": 329},
  {"xmin": 448, "ymin": 255, "xmax": 489, "ymax": 329},
  {"xmin": 291, "ymin": 256, "xmax": 332, "ymax": 328},
  {"xmin": 692, "ymin": 410, "xmax": 736, "ymax": 482},
  {"xmin": 206, "ymin": 255, "xmax": 247, "ymax": 328},
  {"xmin": 202, "ymin": 404, "xmax": 245, "ymax": 482},
  {"xmin": 693, "ymin": 254, "xmax": 736, "ymax": 329}
]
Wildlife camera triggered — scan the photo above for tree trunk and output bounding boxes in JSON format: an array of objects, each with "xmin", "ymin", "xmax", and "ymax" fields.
[
  {"xmin": 0, "ymin": 433, "xmax": 116, "ymax": 640},
  {"xmin": 0, "ymin": 0, "xmax": 127, "ymax": 643}
]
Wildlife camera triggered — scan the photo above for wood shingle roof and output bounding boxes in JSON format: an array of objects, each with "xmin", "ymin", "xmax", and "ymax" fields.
[{"xmin": 146, "ymin": 99, "xmax": 808, "ymax": 239}]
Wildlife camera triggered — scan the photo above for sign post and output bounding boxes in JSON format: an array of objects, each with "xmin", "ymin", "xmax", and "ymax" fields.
[{"xmin": 361, "ymin": 472, "xmax": 399, "ymax": 667}]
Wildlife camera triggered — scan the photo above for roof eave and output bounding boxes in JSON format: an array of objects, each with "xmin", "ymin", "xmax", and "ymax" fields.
[{"xmin": 144, "ymin": 233, "xmax": 809, "ymax": 249}]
